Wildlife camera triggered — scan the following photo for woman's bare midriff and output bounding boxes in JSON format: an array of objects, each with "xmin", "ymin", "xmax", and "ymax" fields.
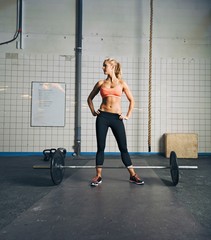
[{"xmin": 100, "ymin": 96, "xmax": 122, "ymax": 114}]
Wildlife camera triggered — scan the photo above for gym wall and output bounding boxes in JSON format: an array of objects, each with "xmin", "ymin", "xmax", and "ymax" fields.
[{"xmin": 0, "ymin": 0, "xmax": 210, "ymax": 154}]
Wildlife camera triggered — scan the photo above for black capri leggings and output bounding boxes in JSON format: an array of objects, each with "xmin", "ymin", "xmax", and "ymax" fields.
[{"xmin": 95, "ymin": 110, "xmax": 132, "ymax": 167}]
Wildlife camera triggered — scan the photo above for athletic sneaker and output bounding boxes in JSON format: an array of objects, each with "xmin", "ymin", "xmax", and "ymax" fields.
[
  {"xmin": 91, "ymin": 176, "xmax": 102, "ymax": 187},
  {"xmin": 130, "ymin": 174, "xmax": 144, "ymax": 185}
]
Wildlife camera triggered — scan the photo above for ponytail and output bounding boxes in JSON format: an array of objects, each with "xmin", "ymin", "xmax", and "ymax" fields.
[
  {"xmin": 104, "ymin": 58, "xmax": 122, "ymax": 79},
  {"xmin": 115, "ymin": 62, "xmax": 122, "ymax": 79}
]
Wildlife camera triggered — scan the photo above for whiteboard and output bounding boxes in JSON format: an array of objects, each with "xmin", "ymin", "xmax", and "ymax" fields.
[{"xmin": 31, "ymin": 82, "xmax": 66, "ymax": 126}]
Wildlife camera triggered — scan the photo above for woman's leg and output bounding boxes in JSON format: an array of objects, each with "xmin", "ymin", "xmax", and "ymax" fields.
[
  {"xmin": 95, "ymin": 114, "xmax": 109, "ymax": 176},
  {"xmin": 111, "ymin": 119, "xmax": 144, "ymax": 184},
  {"xmin": 127, "ymin": 166, "xmax": 137, "ymax": 177},
  {"xmin": 111, "ymin": 118, "xmax": 133, "ymax": 168},
  {"xmin": 95, "ymin": 167, "xmax": 102, "ymax": 177}
]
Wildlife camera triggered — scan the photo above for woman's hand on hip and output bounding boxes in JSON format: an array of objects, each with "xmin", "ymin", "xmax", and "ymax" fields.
[
  {"xmin": 93, "ymin": 110, "xmax": 100, "ymax": 116},
  {"xmin": 119, "ymin": 114, "xmax": 128, "ymax": 120}
]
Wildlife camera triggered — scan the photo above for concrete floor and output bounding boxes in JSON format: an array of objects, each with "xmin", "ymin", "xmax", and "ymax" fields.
[{"xmin": 0, "ymin": 154, "xmax": 210, "ymax": 240}]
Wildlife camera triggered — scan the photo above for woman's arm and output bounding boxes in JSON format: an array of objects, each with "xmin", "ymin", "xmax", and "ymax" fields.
[
  {"xmin": 87, "ymin": 80, "xmax": 103, "ymax": 116},
  {"xmin": 122, "ymin": 81, "xmax": 135, "ymax": 119}
]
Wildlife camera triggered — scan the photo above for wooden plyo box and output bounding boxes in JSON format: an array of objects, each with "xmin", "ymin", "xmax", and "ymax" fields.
[{"xmin": 165, "ymin": 133, "xmax": 198, "ymax": 159}]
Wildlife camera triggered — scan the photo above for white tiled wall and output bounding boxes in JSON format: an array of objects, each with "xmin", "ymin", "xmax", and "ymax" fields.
[
  {"xmin": 0, "ymin": 53, "xmax": 75, "ymax": 152},
  {"xmin": 0, "ymin": 53, "xmax": 210, "ymax": 153},
  {"xmin": 151, "ymin": 58, "xmax": 211, "ymax": 152},
  {"xmin": 81, "ymin": 57, "xmax": 211, "ymax": 153}
]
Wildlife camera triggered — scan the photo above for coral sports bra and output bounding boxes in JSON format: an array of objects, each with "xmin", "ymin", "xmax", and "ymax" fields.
[{"xmin": 100, "ymin": 85, "xmax": 123, "ymax": 98}]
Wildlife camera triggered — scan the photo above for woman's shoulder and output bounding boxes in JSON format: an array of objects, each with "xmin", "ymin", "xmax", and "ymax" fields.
[
  {"xmin": 118, "ymin": 79, "xmax": 130, "ymax": 91},
  {"xmin": 98, "ymin": 79, "xmax": 105, "ymax": 84},
  {"xmin": 118, "ymin": 79, "xmax": 127, "ymax": 86},
  {"xmin": 96, "ymin": 79, "xmax": 105, "ymax": 87}
]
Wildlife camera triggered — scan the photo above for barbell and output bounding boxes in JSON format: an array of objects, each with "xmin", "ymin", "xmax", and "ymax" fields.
[{"xmin": 33, "ymin": 148, "xmax": 198, "ymax": 186}]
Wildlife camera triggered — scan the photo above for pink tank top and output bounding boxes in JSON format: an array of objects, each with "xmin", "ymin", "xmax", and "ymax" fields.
[{"xmin": 100, "ymin": 85, "xmax": 122, "ymax": 98}]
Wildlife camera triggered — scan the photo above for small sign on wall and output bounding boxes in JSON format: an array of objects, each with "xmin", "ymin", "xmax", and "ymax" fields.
[{"xmin": 31, "ymin": 82, "xmax": 66, "ymax": 127}]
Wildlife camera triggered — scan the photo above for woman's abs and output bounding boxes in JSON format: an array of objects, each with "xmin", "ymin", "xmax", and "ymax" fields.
[{"xmin": 100, "ymin": 96, "xmax": 122, "ymax": 114}]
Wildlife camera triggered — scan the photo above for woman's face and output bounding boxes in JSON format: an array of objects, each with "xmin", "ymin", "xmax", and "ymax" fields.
[{"xmin": 102, "ymin": 61, "xmax": 113, "ymax": 75}]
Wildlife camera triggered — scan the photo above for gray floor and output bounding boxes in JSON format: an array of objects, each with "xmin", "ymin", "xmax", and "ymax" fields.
[{"xmin": 0, "ymin": 154, "xmax": 210, "ymax": 240}]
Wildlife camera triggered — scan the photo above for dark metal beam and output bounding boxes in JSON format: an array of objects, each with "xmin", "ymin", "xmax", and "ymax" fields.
[{"xmin": 74, "ymin": 0, "xmax": 83, "ymax": 156}]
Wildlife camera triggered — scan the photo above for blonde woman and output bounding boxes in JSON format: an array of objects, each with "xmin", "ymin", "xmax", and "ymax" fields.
[{"xmin": 87, "ymin": 58, "xmax": 144, "ymax": 186}]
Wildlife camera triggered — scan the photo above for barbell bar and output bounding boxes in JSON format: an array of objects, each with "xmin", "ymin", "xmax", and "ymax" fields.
[
  {"xmin": 33, "ymin": 165, "xmax": 198, "ymax": 170},
  {"xmin": 33, "ymin": 148, "xmax": 198, "ymax": 186}
]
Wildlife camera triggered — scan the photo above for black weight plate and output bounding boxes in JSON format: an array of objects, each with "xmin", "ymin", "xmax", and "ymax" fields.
[
  {"xmin": 58, "ymin": 147, "xmax": 67, "ymax": 158},
  {"xmin": 50, "ymin": 149, "xmax": 65, "ymax": 185},
  {"xmin": 170, "ymin": 151, "xmax": 179, "ymax": 186}
]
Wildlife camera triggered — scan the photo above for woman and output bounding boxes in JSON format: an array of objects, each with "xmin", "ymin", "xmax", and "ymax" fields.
[{"xmin": 87, "ymin": 58, "xmax": 144, "ymax": 186}]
